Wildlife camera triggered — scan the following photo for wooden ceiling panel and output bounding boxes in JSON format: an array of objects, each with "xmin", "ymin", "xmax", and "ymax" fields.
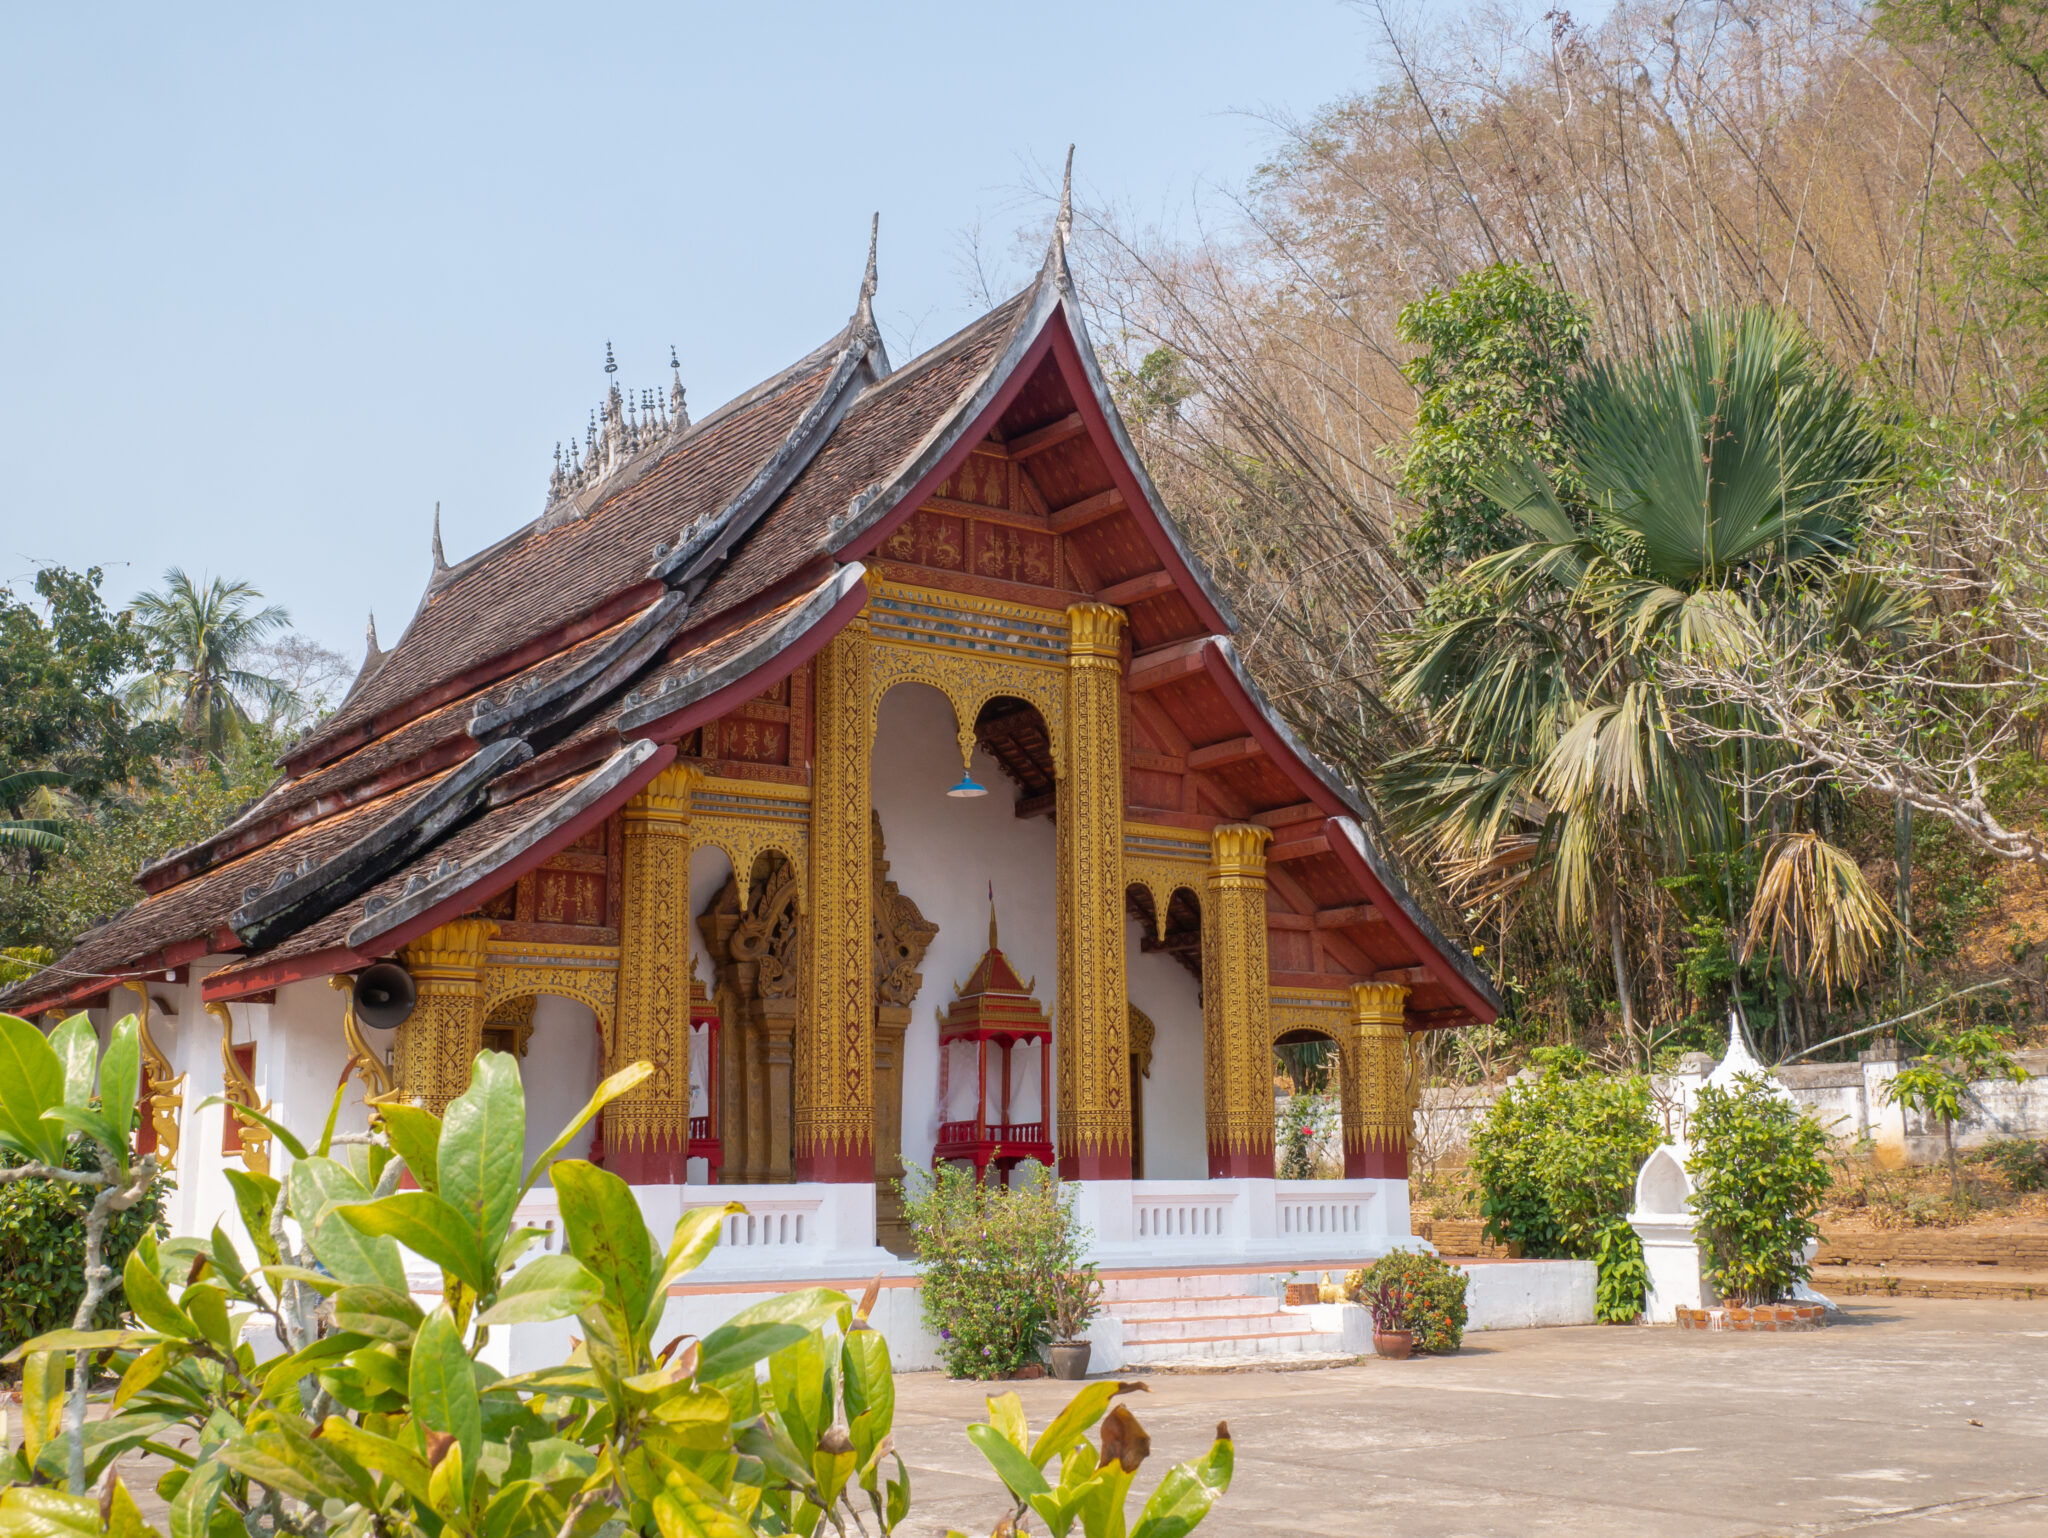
[
  {"xmin": 995, "ymin": 360, "xmax": 1078, "ymax": 442},
  {"xmin": 1145, "ymin": 671, "xmax": 1239, "ymax": 747},
  {"xmin": 1021, "ymin": 429, "xmax": 1115, "ymax": 510},
  {"xmin": 1212, "ymin": 757, "xmax": 1311, "ymax": 814},
  {"xmin": 1123, "ymin": 588, "xmax": 1199, "ymax": 651},
  {"xmin": 1068, "ymin": 514, "xmax": 1158, "ymax": 588}
]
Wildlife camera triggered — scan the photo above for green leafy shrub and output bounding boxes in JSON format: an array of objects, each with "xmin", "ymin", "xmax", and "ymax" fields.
[
  {"xmin": 1344, "ymin": 1249, "xmax": 1469, "ymax": 1353},
  {"xmin": 1688, "ymin": 1074, "xmax": 1833, "ymax": 1305},
  {"xmin": 0, "ymin": 1013, "xmax": 1237, "ymax": 1538},
  {"xmin": 0, "ymin": 1139, "xmax": 166, "ymax": 1364},
  {"xmin": 901, "ymin": 1159, "xmax": 1087, "ymax": 1378},
  {"xmin": 1974, "ymin": 1136, "xmax": 2048, "ymax": 1193},
  {"xmin": 1467, "ymin": 1063, "xmax": 1662, "ymax": 1320},
  {"xmin": 1276, "ymin": 1089, "xmax": 1334, "ymax": 1179},
  {"xmin": 1884, "ymin": 1023, "xmax": 2032, "ymax": 1196}
]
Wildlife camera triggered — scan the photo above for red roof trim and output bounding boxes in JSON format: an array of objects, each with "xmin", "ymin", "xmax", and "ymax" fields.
[
  {"xmin": 1043, "ymin": 321, "xmax": 1231, "ymax": 635},
  {"xmin": 202, "ymin": 742, "xmax": 681, "ymax": 1002},
  {"xmin": 838, "ymin": 327, "xmax": 1062, "ymax": 567},
  {"xmin": 628, "ymin": 569, "xmax": 871, "ymax": 744},
  {"xmin": 1322, "ymin": 822, "xmax": 1498, "ymax": 1026},
  {"xmin": 286, "ymin": 580, "xmax": 667, "ymax": 775}
]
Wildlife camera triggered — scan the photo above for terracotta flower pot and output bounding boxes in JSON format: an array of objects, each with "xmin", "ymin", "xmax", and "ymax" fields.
[
  {"xmin": 1373, "ymin": 1329, "xmax": 1415, "ymax": 1360},
  {"xmin": 1048, "ymin": 1341, "xmax": 1092, "ymax": 1380}
]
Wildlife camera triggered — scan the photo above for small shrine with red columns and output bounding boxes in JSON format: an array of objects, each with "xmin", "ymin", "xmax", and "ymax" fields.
[{"xmin": 935, "ymin": 902, "xmax": 1054, "ymax": 1181}]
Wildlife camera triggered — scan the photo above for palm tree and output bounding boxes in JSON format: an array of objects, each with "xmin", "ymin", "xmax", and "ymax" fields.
[
  {"xmin": 126, "ymin": 570, "xmax": 297, "ymax": 763},
  {"xmin": 1380, "ymin": 307, "xmax": 1902, "ymax": 1047},
  {"xmin": 0, "ymin": 769, "xmax": 68, "ymax": 853}
]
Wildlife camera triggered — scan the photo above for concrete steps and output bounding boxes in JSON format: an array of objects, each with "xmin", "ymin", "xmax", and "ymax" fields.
[{"xmin": 1099, "ymin": 1273, "xmax": 1352, "ymax": 1367}]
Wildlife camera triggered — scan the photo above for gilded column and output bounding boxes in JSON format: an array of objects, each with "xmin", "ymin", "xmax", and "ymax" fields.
[
  {"xmin": 609, "ymin": 764, "xmax": 697, "ymax": 1184},
  {"xmin": 396, "ymin": 917, "xmax": 498, "ymax": 1116},
  {"xmin": 1056, "ymin": 602, "xmax": 1131, "ymax": 1180},
  {"xmin": 796, "ymin": 620, "xmax": 874, "ymax": 1181},
  {"xmin": 1345, "ymin": 982, "xmax": 1411, "ymax": 1180},
  {"xmin": 1201, "ymin": 824, "xmax": 1273, "ymax": 1178}
]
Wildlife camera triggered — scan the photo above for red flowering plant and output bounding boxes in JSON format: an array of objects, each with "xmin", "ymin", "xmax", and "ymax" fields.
[{"xmin": 1346, "ymin": 1249, "xmax": 1470, "ymax": 1352}]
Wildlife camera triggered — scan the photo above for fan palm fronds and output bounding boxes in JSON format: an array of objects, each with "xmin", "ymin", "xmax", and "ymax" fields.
[
  {"xmin": 0, "ymin": 769, "xmax": 69, "ymax": 853},
  {"xmin": 1744, "ymin": 832, "xmax": 1905, "ymax": 1000}
]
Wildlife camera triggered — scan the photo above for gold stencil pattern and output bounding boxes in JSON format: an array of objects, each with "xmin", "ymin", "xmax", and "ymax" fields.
[
  {"xmin": 481, "ymin": 940, "xmax": 621, "ymax": 1051},
  {"xmin": 1123, "ymin": 823, "xmax": 1208, "ymax": 939},
  {"xmin": 1201, "ymin": 824, "xmax": 1275, "ymax": 1160},
  {"xmin": 691, "ymin": 776, "xmax": 810, "ymax": 908},
  {"xmin": 1347, "ymin": 982, "xmax": 1411, "ymax": 1154},
  {"xmin": 396, "ymin": 917, "xmax": 498, "ymax": 1116},
  {"xmin": 610, "ymin": 766, "xmax": 695, "ymax": 1152},
  {"xmin": 866, "ymin": 581, "xmax": 1068, "ymax": 769},
  {"xmin": 797, "ymin": 621, "xmax": 875, "ymax": 1165},
  {"xmin": 1056, "ymin": 603, "xmax": 1131, "ymax": 1164}
]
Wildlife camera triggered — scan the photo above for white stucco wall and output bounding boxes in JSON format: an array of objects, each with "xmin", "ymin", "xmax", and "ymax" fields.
[
  {"xmin": 1124, "ymin": 915, "xmax": 1206, "ymax": 1179},
  {"xmin": 521, "ymin": 995, "xmax": 603, "ymax": 1180},
  {"xmin": 869, "ymin": 682, "xmax": 1062, "ymax": 1180}
]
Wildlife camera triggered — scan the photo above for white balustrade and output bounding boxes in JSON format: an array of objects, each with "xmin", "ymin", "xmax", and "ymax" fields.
[
  {"xmin": 1077, "ymin": 1177, "xmax": 1401, "ymax": 1264},
  {"xmin": 1277, "ymin": 1190, "xmax": 1370, "ymax": 1236}
]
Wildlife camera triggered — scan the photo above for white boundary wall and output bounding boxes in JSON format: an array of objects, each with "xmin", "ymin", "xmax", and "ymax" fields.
[{"xmin": 1423, "ymin": 1049, "xmax": 2048, "ymax": 1165}]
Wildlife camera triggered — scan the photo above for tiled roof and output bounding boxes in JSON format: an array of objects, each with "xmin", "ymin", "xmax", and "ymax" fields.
[
  {"xmin": 7, "ymin": 241, "xmax": 1501, "ymax": 1025},
  {"xmin": 291, "ymin": 351, "xmax": 840, "ymax": 764},
  {"xmin": 1, "ymin": 770, "xmax": 458, "ymax": 1008}
]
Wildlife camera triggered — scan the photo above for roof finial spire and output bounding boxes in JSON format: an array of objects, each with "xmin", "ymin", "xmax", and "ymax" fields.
[
  {"xmin": 670, "ymin": 344, "xmax": 689, "ymax": 428},
  {"xmin": 431, "ymin": 501, "xmax": 447, "ymax": 573},
  {"xmin": 365, "ymin": 609, "xmax": 381, "ymax": 659},
  {"xmin": 603, "ymin": 339, "xmax": 618, "ymax": 375},
  {"xmin": 852, "ymin": 211, "xmax": 880, "ymax": 333},
  {"xmin": 1056, "ymin": 144, "xmax": 1075, "ymax": 249},
  {"xmin": 988, "ymin": 881, "xmax": 998, "ymax": 953}
]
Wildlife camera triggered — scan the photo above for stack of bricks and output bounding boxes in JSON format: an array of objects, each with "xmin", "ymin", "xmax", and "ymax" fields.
[
  {"xmin": 1412, "ymin": 1218, "xmax": 1521, "ymax": 1259},
  {"xmin": 1816, "ymin": 1231, "xmax": 2048, "ymax": 1270},
  {"xmin": 1676, "ymin": 1303, "xmax": 1829, "ymax": 1332},
  {"xmin": 1815, "ymin": 1228, "xmax": 2048, "ymax": 1300}
]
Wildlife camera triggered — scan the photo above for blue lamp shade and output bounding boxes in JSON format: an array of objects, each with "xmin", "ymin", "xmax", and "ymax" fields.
[{"xmin": 946, "ymin": 770, "xmax": 988, "ymax": 798}]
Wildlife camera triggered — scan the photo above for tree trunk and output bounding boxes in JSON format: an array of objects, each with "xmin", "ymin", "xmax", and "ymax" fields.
[
  {"xmin": 1609, "ymin": 901, "xmax": 1639, "ymax": 1061},
  {"xmin": 1944, "ymin": 1117, "xmax": 1961, "ymax": 1200}
]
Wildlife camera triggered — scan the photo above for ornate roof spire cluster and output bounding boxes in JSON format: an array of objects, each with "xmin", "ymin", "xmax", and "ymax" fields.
[{"xmin": 546, "ymin": 342, "xmax": 691, "ymax": 514}]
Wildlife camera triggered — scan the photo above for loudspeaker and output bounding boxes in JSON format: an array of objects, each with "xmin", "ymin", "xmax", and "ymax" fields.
[{"xmin": 351, "ymin": 963, "xmax": 416, "ymax": 1031}]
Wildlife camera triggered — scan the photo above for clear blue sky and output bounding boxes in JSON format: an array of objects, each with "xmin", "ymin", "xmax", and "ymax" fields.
[{"xmin": 2, "ymin": 4, "xmax": 1387, "ymax": 663}]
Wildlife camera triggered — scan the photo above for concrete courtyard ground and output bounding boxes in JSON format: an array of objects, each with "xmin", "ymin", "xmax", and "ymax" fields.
[
  {"xmin": 65, "ymin": 1297, "xmax": 2048, "ymax": 1534},
  {"xmin": 892, "ymin": 1298, "xmax": 2048, "ymax": 1538}
]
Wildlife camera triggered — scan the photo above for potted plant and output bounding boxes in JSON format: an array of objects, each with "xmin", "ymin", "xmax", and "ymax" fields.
[
  {"xmin": 1046, "ymin": 1265, "xmax": 1103, "ymax": 1380},
  {"xmin": 1364, "ymin": 1277, "xmax": 1415, "ymax": 1359}
]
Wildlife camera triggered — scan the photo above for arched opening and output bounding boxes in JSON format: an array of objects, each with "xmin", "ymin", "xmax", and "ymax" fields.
[
  {"xmin": 484, "ymin": 991, "xmax": 604, "ymax": 1182},
  {"xmin": 1125, "ymin": 882, "xmax": 1204, "ymax": 1178},
  {"xmin": 698, "ymin": 849, "xmax": 801, "ymax": 1184},
  {"xmin": 871, "ymin": 683, "xmax": 1057, "ymax": 1213},
  {"xmin": 1274, "ymin": 1029, "xmax": 1341, "ymax": 1179}
]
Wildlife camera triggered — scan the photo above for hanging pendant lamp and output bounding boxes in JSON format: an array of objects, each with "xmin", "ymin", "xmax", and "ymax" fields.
[{"xmin": 947, "ymin": 769, "xmax": 988, "ymax": 798}]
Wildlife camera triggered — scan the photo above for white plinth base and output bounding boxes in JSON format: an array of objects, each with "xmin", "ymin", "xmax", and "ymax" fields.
[
  {"xmin": 1072, "ymin": 1178, "xmax": 1410, "ymax": 1267},
  {"xmin": 509, "ymin": 1181, "xmax": 912, "ymax": 1287}
]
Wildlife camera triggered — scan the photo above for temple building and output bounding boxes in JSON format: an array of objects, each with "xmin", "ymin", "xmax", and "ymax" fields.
[{"xmin": 4, "ymin": 188, "xmax": 1499, "ymax": 1275}]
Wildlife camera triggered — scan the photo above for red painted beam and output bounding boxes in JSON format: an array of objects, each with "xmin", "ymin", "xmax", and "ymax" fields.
[
  {"xmin": 1096, "ymin": 569, "xmax": 1176, "ymax": 608},
  {"xmin": 1187, "ymin": 735, "xmax": 1262, "ymax": 772},
  {"xmin": 1127, "ymin": 640, "xmax": 1210, "ymax": 693},
  {"xmin": 1048, "ymin": 487, "xmax": 1126, "ymax": 535},
  {"xmin": 1267, "ymin": 834, "xmax": 1331, "ymax": 863},
  {"xmin": 1007, "ymin": 411, "xmax": 1087, "ymax": 459}
]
